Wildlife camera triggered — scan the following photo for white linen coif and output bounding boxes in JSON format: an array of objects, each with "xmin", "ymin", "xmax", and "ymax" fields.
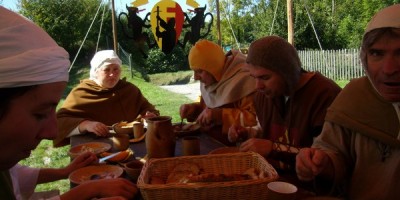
[{"xmin": 89, "ymin": 50, "xmax": 122, "ymax": 80}]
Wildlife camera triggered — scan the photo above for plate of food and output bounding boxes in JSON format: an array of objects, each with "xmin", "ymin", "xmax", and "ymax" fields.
[
  {"xmin": 69, "ymin": 165, "xmax": 123, "ymax": 184},
  {"xmin": 172, "ymin": 122, "xmax": 201, "ymax": 137},
  {"xmin": 68, "ymin": 142, "xmax": 111, "ymax": 159}
]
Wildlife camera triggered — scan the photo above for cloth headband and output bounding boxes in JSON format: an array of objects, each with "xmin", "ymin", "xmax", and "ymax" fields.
[{"xmin": 0, "ymin": 6, "xmax": 70, "ymax": 88}]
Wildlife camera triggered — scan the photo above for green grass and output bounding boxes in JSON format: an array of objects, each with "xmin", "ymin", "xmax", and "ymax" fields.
[
  {"xmin": 19, "ymin": 65, "xmax": 351, "ymax": 194},
  {"xmin": 148, "ymin": 70, "xmax": 194, "ymax": 85},
  {"xmin": 336, "ymin": 80, "xmax": 350, "ymax": 88}
]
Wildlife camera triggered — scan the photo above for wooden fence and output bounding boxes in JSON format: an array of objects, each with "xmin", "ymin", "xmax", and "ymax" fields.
[{"xmin": 298, "ymin": 49, "xmax": 365, "ymax": 80}]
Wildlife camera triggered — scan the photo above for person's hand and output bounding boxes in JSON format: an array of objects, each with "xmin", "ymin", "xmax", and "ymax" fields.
[
  {"xmin": 144, "ymin": 111, "xmax": 158, "ymax": 118},
  {"xmin": 239, "ymin": 138, "xmax": 273, "ymax": 157},
  {"xmin": 80, "ymin": 120, "xmax": 109, "ymax": 137},
  {"xmin": 64, "ymin": 178, "xmax": 138, "ymax": 200},
  {"xmin": 228, "ymin": 125, "xmax": 248, "ymax": 142},
  {"xmin": 196, "ymin": 108, "xmax": 213, "ymax": 126},
  {"xmin": 66, "ymin": 151, "xmax": 98, "ymax": 174},
  {"xmin": 87, "ymin": 178, "xmax": 137, "ymax": 199},
  {"xmin": 296, "ymin": 148, "xmax": 330, "ymax": 181},
  {"xmin": 179, "ymin": 104, "xmax": 196, "ymax": 120}
]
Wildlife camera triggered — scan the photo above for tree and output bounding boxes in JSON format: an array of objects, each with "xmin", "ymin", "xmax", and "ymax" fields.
[
  {"xmin": 208, "ymin": 0, "xmax": 398, "ymax": 50},
  {"xmin": 19, "ymin": 0, "xmax": 113, "ymax": 64}
]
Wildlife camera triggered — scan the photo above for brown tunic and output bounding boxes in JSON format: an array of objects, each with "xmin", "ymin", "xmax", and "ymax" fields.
[
  {"xmin": 254, "ymin": 72, "xmax": 341, "ymax": 175},
  {"xmin": 54, "ymin": 79, "xmax": 158, "ymax": 147},
  {"xmin": 255, "ymin": 72, "xmax": 341, "ymax": 149}
]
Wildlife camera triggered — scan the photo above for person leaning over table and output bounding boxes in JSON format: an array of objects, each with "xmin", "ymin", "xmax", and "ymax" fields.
[
  {"xmin": 53, "ymin": 49, "xmax": 159, "ymax": 147},
  {"xmin": 228, "ymin": 36, "xmax": 341, "ymax": 189},
  {"xmin": 0, "ymin": 6, "xmax": 137, "ymax": 200},
  {"xmin": 295, "ymin": 4, "xmax": 400, "ymax": 199},
  {"xmin": 179, "ymin": 40, "xmax": 257, "ymax": 146}
]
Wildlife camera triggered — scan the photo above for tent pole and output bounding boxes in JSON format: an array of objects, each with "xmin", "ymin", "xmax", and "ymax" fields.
[
  {"xmin": 111, "ymin": 0, "xmax": 118, "ymax": 53},
  {"xmin": 216, "ymin": 0, "xmax": 222, "ymax": 46},
  {"xmin": 287, "ymin": 0, "xmax": 294, "ymax": 45}
]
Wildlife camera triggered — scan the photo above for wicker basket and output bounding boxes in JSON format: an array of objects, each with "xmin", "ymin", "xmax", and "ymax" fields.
[{"xmin": 137, "ymin": 152, "xmax": 279, "ymax": 200}]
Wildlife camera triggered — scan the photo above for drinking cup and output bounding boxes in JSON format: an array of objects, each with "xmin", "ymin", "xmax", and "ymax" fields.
[
  {"xmin": 124, "ymin": 160, "xmax": 144, "ymax": 182},
  {"xmin": 266, "ymin": 181, "xmax": 297, "ymax": 200},
  {"xmin": 133, "ymin": 121, "xmax": 145, "ymax": 138},
  {"xmin": 182, "ymin": 136, "xmax": 200, "ymax": 156}
]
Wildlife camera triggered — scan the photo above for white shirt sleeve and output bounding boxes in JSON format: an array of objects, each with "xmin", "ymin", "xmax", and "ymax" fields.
[
  {"xmin": 66, "ymin": 126, "xmax": 82, "ymax": 137},
  {"xmin": 10, "ymin": 164, "xmax": 40, "ymax": 200},
  {"xmin": 10, "ymin": 164, "xmax": 62, "ymax": 200}
]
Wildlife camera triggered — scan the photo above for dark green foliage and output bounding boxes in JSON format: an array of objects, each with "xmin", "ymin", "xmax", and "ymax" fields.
[
  {"xmin": 144, "ymin": 46, "xmax": 189, "ymax": 74},
  {"xmin": 15, "ymin": 0, "xmax": 399, "ymax": 74},
  {"xmin": 19, "ymin": 0, "xmax": 113, "ymax": 64}
]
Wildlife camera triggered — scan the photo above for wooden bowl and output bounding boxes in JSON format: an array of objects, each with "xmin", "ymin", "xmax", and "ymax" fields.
[
  {"xmin": 69, "ymin": 165, "xmax": 123, "ymax": 185},
  {"xmin": 112, "ymin": 121, "xmax": 134, "ymax": 135},
  {"xmin": 123, "ymin": 160, "xmax": 144, "ymax": 181},
  {"xmin": 68, "ymin": 142, "xmax": 111, "ymax": 159}
]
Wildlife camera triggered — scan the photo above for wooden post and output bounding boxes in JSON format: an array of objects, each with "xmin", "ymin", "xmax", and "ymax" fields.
[
  {"xmin": 216, "ymin": 0, "xmax": 222, "ymax": 46},
  {"xmin": 287, "ymin": 0, "xmax": 294, "ymax": 45},
  {"xmin": 111, "ymin": 0, "xmax": 118, "ymax": 52}
]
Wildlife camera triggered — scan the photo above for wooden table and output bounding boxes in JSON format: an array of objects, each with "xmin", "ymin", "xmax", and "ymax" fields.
[{"xmin": 70, "ymin": 132, "xmax": 226, "ymax": 159}]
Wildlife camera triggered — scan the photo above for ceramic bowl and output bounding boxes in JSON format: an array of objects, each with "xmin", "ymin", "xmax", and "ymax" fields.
[
  {"xmin": 123, "ymin": 159, "xmax": 144, "ymax": 182},
  {"xmin": 68, "ymin": 142, "xmax": 111, "ymax": 159},
  {"xmin": 69, "ymin": 165, "xmax": 123, "ymax": 184}
]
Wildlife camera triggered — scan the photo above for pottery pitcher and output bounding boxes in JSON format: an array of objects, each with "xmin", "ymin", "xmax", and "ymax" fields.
[{"xmin": 145, "ymin": 116, "xmax": 175, "ymax": 158}]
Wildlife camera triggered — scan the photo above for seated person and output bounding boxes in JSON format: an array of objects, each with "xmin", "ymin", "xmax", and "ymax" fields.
[
  {"xmin": 54, "ymin": 50, "xmax": 159, "ymax": 147},
  {"xmin": 228, "ymin": 36, "xmax": 341, "ymax": 189},
  {"xmin": 180, "ymin": 40, "xmax": 257, "ymax": 146},
  {"xmin": 296, "ymin": 4, "xmax": 400, "ymax": 199},
  {"xmin": 0, "ymin": 6, "xmax": 137, "ymax": 199}
]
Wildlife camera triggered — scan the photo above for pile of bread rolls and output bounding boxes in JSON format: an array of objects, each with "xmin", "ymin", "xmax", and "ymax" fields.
[{"xmin": 149, "ymin": 162, "xmax": 268, "ymax": 184}]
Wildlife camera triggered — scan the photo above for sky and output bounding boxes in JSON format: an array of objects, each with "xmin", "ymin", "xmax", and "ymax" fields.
[
  {"xmin": 1, "ymin": 0, "xmax": 18, "ymax": 11},
  {"xmin": 1, "ymin": 0, "xmax": 208, "ymax": 17}
]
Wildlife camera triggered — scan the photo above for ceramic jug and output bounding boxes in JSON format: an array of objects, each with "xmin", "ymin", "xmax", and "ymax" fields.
[{"xmin": 145, "ymin": 116, "xmax": 175, "ymax": 158}]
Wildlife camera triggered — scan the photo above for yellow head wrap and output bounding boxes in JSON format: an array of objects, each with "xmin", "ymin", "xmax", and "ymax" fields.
[{"xmin": 188, "ymin": 40, "xmax": 225, "ymax": 81}]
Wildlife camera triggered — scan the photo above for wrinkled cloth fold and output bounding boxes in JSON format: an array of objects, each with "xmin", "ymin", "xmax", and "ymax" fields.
[
  {"xmin": 0, "ymin": 6, "xmax": 69, "ymax": 88},
  {"xmin": 201, "ymin": 50, "xmax": 255, "ymax": 108},
  {"xmin": 326, "ymin": 77, "xmax": 400, "ymax": 147}
]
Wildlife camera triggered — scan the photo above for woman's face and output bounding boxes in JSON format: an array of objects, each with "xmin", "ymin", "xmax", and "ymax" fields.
[
  {"xmin": 0, "ymin": 82, "xmax": 66, "ymax": 170},
  {"xmin": 96, "ymin": 64, "xmax": 121, "ymax": 88},
  {"xmin": 246, "ymin": 64, "xmax": 287, "ymax": 97},
  {"xmin": 193, "ymin": 69, "xmax": 217, "ymax": 86},
  {"xmin": 366, "ymin": 33, "xmax": 400, "ymax": 102}
]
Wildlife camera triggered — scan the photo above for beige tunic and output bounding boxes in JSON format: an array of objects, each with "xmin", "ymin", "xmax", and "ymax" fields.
[{"xmin": 313, "ymin": 77, "xmax": 400, "ymax": 199}]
